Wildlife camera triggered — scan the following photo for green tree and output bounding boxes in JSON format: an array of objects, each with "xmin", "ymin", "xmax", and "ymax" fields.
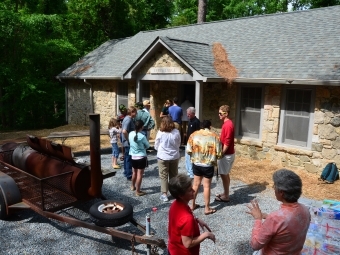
[
  {"xmin": 0, "ymin": 3, "xmax": 79, "ymax": 129},
  {"xmin": 171, "ymin": 0, "xmax": 197, "ymax": 26},
  {"xmin": 128, "ymin": 0, "xmax": 173, "ymax": 31}
]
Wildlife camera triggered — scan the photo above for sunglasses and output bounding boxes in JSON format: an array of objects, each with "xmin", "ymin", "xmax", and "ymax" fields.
[{"xmin": 218, "ymin": 112, "xmax": 226, "ymax": 116}]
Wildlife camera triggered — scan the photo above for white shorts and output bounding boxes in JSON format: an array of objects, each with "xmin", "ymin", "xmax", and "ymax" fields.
[{"xmin": 217, "ymin": 154, "xmax": 235, "ymax": 175}]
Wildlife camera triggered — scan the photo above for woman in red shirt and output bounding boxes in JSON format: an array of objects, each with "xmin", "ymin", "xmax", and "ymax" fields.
[{"xmin": 168, "ymin": 174, "xmax": 215, "ymax": 255}]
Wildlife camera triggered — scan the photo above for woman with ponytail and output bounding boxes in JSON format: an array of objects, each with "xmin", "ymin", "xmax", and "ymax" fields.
[{"xmin": 128, "ymin": 120, "xmax": 150, "ymax": 196}]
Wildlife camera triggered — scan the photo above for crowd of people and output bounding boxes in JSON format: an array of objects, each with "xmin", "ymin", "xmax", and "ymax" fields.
[{"xmin": 108, "ymin": 98, "xmax": 311, "ymax": 255}]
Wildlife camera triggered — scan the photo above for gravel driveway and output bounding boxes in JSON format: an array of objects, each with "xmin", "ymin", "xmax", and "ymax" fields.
[{"xmin": 0, "ymin": 150, "xmax": 314, "ymax": 255}]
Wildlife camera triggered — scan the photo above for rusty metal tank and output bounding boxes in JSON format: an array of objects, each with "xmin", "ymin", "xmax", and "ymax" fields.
[{"xmin": 0, "ymin": 114, "xmax": 103, "ymax": 200}]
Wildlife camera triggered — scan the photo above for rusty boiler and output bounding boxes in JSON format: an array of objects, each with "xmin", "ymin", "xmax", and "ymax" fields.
[{"xmin": 0, "ymin": 114, "xmax": 103, "ymax": 200}]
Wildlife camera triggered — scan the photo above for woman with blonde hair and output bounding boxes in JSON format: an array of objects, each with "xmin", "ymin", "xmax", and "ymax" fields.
[
  {"xmin": 154, "ymin": 116, "xmax": 181, "ymax": 202},
  {"xmin": 108, "ymin": 118, "xmax": 121, "ymax": 169}
]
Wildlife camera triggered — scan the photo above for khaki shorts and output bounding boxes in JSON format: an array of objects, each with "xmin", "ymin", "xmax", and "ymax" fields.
[{"xmin": 217, "ymin": 154, "xmax": 235, "ymax": 175}]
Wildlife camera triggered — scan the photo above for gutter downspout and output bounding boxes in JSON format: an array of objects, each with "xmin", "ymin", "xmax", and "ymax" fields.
[
  {"xmin": 58, "ymin": 78, "xmax": 68, "ymax": 124},
  {"xmin": 84, "ymin": 79, "xmax": 94, "ymax": 113}
]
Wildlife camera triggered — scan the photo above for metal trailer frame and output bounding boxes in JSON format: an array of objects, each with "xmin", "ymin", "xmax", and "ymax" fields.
[{"xmin": 0, "ymin": 114, "xmax": 166, "ymax": 253}]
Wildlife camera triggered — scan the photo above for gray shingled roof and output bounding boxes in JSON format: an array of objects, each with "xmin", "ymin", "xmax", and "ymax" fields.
[
  {"xmin": 160, "ymin": 37, "xmax": 219, "ymax": 78},
  {"xmin": 58, "ymin": 6, "xmax": 340, "ymax": 81}
]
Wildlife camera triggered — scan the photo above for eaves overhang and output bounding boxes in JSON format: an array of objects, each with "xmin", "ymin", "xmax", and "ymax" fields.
[
  {"xmin": 205, "ymin": 77, "xmax": 340, "ymax": 86},
  {"xmin": 56, "ymin": 76, "xmax": 122, "ymax": 80}
]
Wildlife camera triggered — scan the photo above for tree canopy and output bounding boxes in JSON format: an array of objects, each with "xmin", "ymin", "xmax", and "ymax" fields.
[{"xmin": 0, "ymin": 0, "xmax": 338, "ymax": 130}]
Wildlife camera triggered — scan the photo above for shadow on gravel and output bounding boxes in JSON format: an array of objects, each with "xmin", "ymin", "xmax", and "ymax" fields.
[
  {"xmin": 212, "ymin": 181, "xmax": 268, "ymax": 209},
  {"xmin": 234, "ymin": 240, "xmax": 253, "ymax": 255}
]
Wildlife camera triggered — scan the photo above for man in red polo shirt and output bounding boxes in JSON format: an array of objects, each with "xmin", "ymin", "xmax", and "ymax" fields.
[{"xmin": 215, "ymin": 105, "xmax": 235, "ymax": 203}]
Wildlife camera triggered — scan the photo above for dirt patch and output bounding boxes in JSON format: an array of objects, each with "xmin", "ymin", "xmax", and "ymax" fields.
[{"xmin": 1, "ymin": 125, "xmax": 339, "ymax": 201}]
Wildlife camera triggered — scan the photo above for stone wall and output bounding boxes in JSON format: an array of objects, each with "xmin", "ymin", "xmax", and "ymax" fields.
[
  {"xmin": 139, "ymin": 48, "xmax": 191, "ymax": 75},
  {"xmin": 67, "ymin": 80, "xmax": 91, "ymax": 126},
  {"xmin": 235, "ymin": 85, "xmax": 340, "ymax": 174},
  {"xmin": 67, "ymin": 80, "xmax": 136, "ymax": 129},
  {"xmin": 67, "ymin": 79, "xmax": 340, "ymax": 175}
]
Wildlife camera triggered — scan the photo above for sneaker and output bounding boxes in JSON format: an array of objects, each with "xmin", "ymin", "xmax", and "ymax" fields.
[{"xmin": 160, "ymin": 194, "xmax": 169, "ymax": 202}]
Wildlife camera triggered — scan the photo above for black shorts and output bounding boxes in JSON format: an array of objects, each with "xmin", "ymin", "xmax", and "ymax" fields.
[
  {"xmin": 131, "ymin": 157, "xmax": 148, "ymax": 169},
  {"xmin": 193, "ymin": 164, "xmax": 214, "ymax": 179}
]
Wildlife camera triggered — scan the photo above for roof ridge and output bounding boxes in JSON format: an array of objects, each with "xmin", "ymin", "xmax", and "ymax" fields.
[
  {"xmin": 162, "ymin": 36, "xmax": 210, "ymax": 46},
  {"xmin": 139, "ymin": 6, "xmax": 339, "ymax": 34}
]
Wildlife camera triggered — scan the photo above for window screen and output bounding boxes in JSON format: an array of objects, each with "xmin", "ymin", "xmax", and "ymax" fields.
[
  {"xmin": 117, "ymin": 83, "xmax": 128, "ymax": 111},
  {"xmin": 239, "ymin": 87, "xmax": 262, "ymax": 138},
  {"xmin": 282, "ymin": 89, "xmax": 312, "ymax": 147}
]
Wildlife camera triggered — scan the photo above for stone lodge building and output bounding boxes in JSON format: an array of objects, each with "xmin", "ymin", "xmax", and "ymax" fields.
[{"xmin": 57, "ymin": 6, "xmax": 340, "ymax": 174}]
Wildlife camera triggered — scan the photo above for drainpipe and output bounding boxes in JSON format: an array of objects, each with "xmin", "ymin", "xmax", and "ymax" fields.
[
  {"xmin": 58, "ymin": 78, "xmax": 68, "ymax": 124},
  {"xmin": 84, "ymin": 79, "xmax": 94, "ymax": 113}
]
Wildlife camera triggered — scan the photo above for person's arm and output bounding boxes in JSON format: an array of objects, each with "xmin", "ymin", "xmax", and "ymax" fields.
[
  {"xmin": 182, "ymin": 232, "xmax": 215, "ymax": 249},
  {"xmin": 154, "ymin": 131, "xmax": 161, "ymax": 150},
  {"xmin": 142, "ymin": 135, "xmax": 150, "ymax": 149},
  {"xmin": 246, "ymin": 200, "xmax": 275, "ymax": 250},
  {"xmin": 181, "ymin": 218, "xmax": 215, "ymax": 249},
  {"xmin": 215, "ymin": 136, "xmax": 223, "ymax": 159},
  {"xmin": 186, "ymin": 134, "xmax": 193, "ymax": 155},
  {"xmin": 160, "ymin": 107, "xmax": 167, "ymax": 118},
  {"xmin": 174, "ymin": 129, "xmax": 181, "ymax": 148},
  {"xmin": 221, "ymin": 125, "xmax": 232, "ymax": 154}
]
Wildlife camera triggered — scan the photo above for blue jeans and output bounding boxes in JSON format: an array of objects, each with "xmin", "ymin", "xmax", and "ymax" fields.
[
  {"xmin": 124, "ymin": 146, "xmax": 132, "ymax": 179},
  {"xmin": 185, "ymin": 146, "xmax": 193, "ymax": 178},
  {"xmin": 111, "ymin": 143, "xmax": 120, "ymax": 158}
]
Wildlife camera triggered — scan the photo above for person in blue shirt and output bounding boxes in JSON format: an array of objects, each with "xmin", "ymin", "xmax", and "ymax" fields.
[
  {"xmin": 128, "ymin": 120, "xmax": 149, "ymax": 196},
  {"xmin": 168, "ymin": 97, "xmax": 183, "ymax": 140}
]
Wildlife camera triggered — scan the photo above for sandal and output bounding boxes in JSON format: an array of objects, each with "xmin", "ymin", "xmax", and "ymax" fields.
[
  {"xmin": 130, "ymin": 186, "xmax": 136, "ymax": 191},
  {"xmin": 136, "ymin": 191, "xmax": 147, "ymax": 196},
  {"xmin": 204, "ymin": 208, "xmax": 217, "ymax": 215},
  {"xmin": 215, "ymin": 194, "xmax": 230, "ymax": 203}
]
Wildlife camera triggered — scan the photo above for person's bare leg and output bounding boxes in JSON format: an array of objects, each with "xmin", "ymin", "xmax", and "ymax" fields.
[
  {"xmin": 202, "ymin": 177, "xmax": 213, "ymax": 213},
  {"xmin": 113, "ymin": 157, "xmax": 118, "ymax": 166},
  {"xmin": 112, "ymin": 156, "xmax": 115, "ymax": 167},
  {"xmin": 131, "ymin": 168, "xmax": 137, "ymax": 190},
  {"xmin": 135, "ymin": 169, "xmax": 144, "ymax": 192},
  {"xmin": 219, "ymin": 174, "xmax": 230, "ymax": 200},
  {"xmin": 191, "ymin": 175, "xmax": 202, "ymax": 210}
]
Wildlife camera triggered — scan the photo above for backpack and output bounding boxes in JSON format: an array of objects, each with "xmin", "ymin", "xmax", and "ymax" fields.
[{"xmin": 319, "ymin": 163, "xmax": 339, "ymax": 184}]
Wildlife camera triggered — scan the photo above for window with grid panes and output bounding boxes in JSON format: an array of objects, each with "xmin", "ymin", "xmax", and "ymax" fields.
[
  {"xmin": 239, "ymin": 86, "xmax": 263, "ymax": 138},
  {"xmin": 280, "ymin": 88, "xmax": 313, "ymax": 147}
]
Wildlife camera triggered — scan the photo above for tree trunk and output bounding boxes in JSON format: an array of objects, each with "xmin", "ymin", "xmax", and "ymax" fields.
[{"xmin": 197, "ymin": 0, "xmax": 207, "ymax": 23}]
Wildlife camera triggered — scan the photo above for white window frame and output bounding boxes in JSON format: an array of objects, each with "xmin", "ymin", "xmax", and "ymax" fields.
[
  {"xmin": 117, "ymin": 82, "xmax": 128, "ymax": 112},
  {"xmin": 278, "ymin": 86, "xmax": 315, "ymax": 149},
  {"xmin": 236, "ymin": 85, "xmax": 264, "ymax": 139}
]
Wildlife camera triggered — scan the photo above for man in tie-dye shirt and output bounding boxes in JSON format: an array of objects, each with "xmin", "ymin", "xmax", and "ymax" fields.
[{"xmin": 186, "ymin": 120, "xmax": 222, "ymax": 215}]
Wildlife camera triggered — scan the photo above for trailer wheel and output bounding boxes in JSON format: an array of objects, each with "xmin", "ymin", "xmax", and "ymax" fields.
[
  {"xmin": 89, "ymin": 200, "xmax": 133, "ymax": 227},
  {"xmin": 0, "ymin": 189, "xmax": 8, "ymax": 220}
]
